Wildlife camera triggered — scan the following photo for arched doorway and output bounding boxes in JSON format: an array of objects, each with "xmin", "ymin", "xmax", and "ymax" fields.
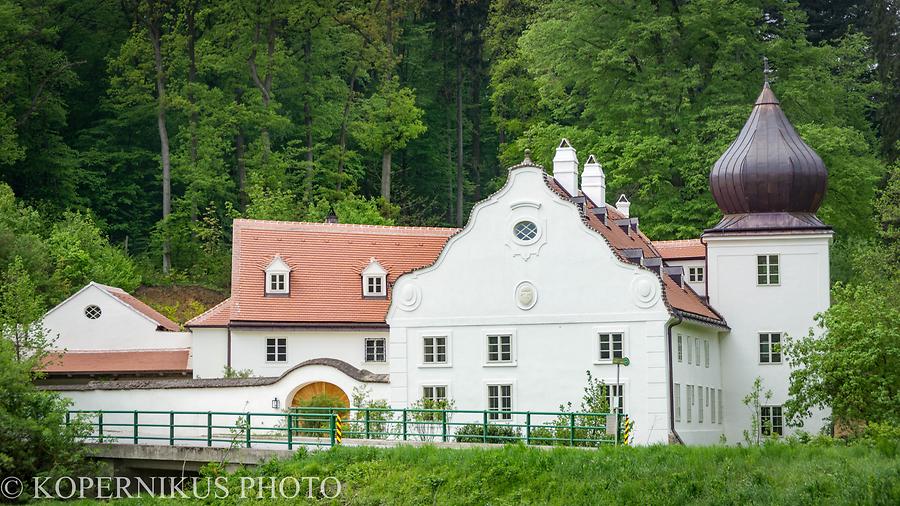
[{"xmin": 290, "ymin": 381, "xmax": 350, "ymax": 408}]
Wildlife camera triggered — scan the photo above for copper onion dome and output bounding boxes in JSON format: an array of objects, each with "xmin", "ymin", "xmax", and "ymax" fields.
[{"xmin": 707, "ymin": 81, "xmax": 830, "ymax": 233}]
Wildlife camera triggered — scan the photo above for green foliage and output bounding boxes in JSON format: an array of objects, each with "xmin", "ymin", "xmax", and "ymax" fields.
[
  {"xmin": 785, "ymin": 278, "xmax": 900, "ymax": 427},
  {"xmin": 352, "ymin": 78, "xmax": 427, "ymax": 155},
  {"xmin": 48, "ymin": 211, "xmax": 141, "ymax": 297},
  {"xmin": 551, "ymin": 370, "xmax": 612, "ymax": 447},
  {"xmin": 222, "ymin": 366, "xmax": 253, "ymax": 379},
  {"xmin": 743, "ymin": 376, "xmax": 775, "ymax": 445},
  {"xmin": 455, "ymin": 423, "xmax": 522, "ymax": 444}
]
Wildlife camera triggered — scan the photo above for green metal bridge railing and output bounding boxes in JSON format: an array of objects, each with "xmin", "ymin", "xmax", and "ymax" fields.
[{"xmin": 66, "ymin": 407, "xmax": 626, "ymax": 450}]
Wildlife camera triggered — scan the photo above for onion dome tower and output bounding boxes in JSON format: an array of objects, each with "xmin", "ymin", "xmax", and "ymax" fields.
[{"xmin": 706, "ymin": 72, "xmax": 830, "ymax": 233}]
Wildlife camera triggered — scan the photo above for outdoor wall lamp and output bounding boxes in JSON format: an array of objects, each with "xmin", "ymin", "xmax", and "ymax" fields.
[{"xmin": 272, "ymin": 397, "xmax": 280, "ymax": 410}]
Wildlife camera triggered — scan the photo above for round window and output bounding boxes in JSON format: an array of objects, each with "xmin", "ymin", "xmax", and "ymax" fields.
[
  {"xmin": 84, "ymin": 305, "xmax": 102, "ymax": 320},
  {"xmin": 513, "ymin": 220, "xmax": 539, "ymax": 242}
]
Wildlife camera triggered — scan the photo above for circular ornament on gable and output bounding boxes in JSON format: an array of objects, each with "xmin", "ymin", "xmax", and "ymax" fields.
[
  {"xmin": 84, "ymin": 304, "xmax": 102, "ymax": 319},
  {"xmin": 397, "ymin": 284, "xmax": 422, "ymax": 312},
  {"xmin": 515, "ymin": 281, "xmax": 538, "ymax": 310},
  {"xmin": 630, "ymin": 276, "xmax": 660, "ymax": 309}
]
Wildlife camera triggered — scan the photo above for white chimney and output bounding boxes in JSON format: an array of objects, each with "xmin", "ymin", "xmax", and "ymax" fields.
[
  {"xmin": 581, "ymin": 154, "xmax": 606, "ymax": 206},
  {"xmin": 616, "ymin": 194, "xmax": 631, "ymax": 218},
  {"xmin": 552, "ymin": 139, "xmax": 579, "ymax": 196}
]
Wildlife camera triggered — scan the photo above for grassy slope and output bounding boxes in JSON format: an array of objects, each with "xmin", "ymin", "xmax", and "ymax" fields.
[{"xmin": 112, "ymin": 442, "xmax": 900, "ymax": 505}]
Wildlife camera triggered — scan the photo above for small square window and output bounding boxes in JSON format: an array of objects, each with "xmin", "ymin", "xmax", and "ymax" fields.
[
  {"xmin": 365, "ymin": 338, "xmax": 385, "ymax": 362},
  {"xmin": 423, "ymin": 385, "xmax": 447, "ymax": 403},
  {"xmin": 759, "ymin": 332, "xmax": 782, "ymax": 364},
  {"xmin": 757, "ymin": 255, "xmax": 780, "ymax": 285},
  {"xmin": 599, "ymin": 333, "xmax": 624, "ymax": 361},
  {"xmin": 761, "ymin": 405, "xmax": 783, "ymax": 436},
  {"xmin": 364, "ymin": 275, "xmax": 386, "ymax": 297},
  {"xmin": 487, "ymin": 384, "xmax": 513, "ymax": 420},
  {"xmin": 688, "ymin": 266, "xmax": 704, "ymax": 282},
  {"xmin": 266, "ymin": 337, "xmax": 287, "ymax": 362},
  {"xmin": 423, "ymin": 336, "xmax": 448, "ymax": 364},
  {"xmin": 487, "ymin": 335, "xmax": 513, "ymax": 363}
]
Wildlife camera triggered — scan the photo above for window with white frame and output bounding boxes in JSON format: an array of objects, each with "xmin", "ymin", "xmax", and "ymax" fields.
[
  {"xmin": 677, "ymin": 335, "xmax": 683, "ymax": 363},
  {"xmin": 264, "ymin": 255, "xmax": 291, "ymax": 295},
  {"xmin": 84, "ymin": 305, "xmax": 102, "ymax": 320},
  {"xmin": 710, "ymin": 388, "xmax": 716, "ymax": 424},
  {"xmin": 487, "ymin": 334, "xmax": 513, "ymax": 363},
  {"xmin": 704, "ymin": 339, "xmax": 710, "ymax": 368},
  {"xmin": 686, "ymin": 385, "xmax": 693, "ymax": 423},
  {"xmin": 365, "ymin": 338, "xmax": 385, "ymax": 362},
  {"xmin": 688, "ymin": 266, "xmax": 704, "ymax": 282},
  {"xmin": 698, "ymin": 386, "xmax": 704, "ymax": 423},
  {"xmin": 608, "ymin": 384, "xmax": 625, "ymax": 412},
  {"xmin": 361, "ymin": 259, "xmax": 388, "ymax": 297},
  {"xmin": 695, "ymin": 339, "xmax": 701, "ymax": 367},
  {"xmin": 760, "ymin": 405, "xmax": 783, "ymax": 436},
  {"xmin": 423, "ymin": 336, "xmax": 448, "ymax": 364},
  {"xmin": 757, "ymin": 254, "xmax": 780, "ymax": 285},
  {"xmin": 718, "ymin": 388, "xmax": 723, "ymax": 424},
  {"xmin": 266, "ymin": 337, "xmax": 287, "ymax": 362},
  {"xmin": 674, "ymin": 383, "xmax": 681, "ymax": 423},
  {"xmin": 487, "ymin": 384, "xmax": 512, "ymax": 420},
  {"xmin": 422, "ymin": 385, "xmax": 447, "ymax": 403},
  {"xmin": 759, "ymin": 332, "xmax": 782, "ymax": 364},
  {"xmin": 687, "ymin": 337, "xmax": 693, "ymax": 364},
  {"xmin": 598, "ymin": 332, "xmax": 624, "ymax": 362}
]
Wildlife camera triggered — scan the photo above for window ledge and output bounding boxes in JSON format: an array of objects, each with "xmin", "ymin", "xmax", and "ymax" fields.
[
  {"xmin": 418, "ymin": 363, "xmax": 452, "ymax": 369},
  {"xmin": 483, "ymin": 362, "xmax": 517, "ymax": 368}
]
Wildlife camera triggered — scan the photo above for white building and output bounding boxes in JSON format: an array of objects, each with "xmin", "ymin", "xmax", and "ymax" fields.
[
  {"xmin": 51, "ymin": 81, "xmax": 831, "ymax": 445},
  {"xmin": 41, "ymin": 282, "xmax": 191, "ymax": 383}
]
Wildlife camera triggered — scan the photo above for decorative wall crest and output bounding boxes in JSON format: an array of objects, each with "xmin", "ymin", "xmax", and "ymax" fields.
[
  {"xmin": 515, "ymin": 281, "xmax": 538, "ymax": 310},
  {"xmin": 397, "ymin": 283, "xmax": 422, "ymax": 312},
  {"xmin": 630, "ymin": 275, "xmax": 660, "ymax": 308}
]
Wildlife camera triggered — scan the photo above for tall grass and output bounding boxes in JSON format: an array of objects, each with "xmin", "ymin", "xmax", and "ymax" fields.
[{"xmin": 186, "ymin": 441, "xmax": 900, "ymax": 505}]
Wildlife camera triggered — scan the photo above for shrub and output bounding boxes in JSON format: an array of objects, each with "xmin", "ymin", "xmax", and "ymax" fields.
[{"xmin": 455, "ymin": 423, "xmax": 522, "ymax": 444}]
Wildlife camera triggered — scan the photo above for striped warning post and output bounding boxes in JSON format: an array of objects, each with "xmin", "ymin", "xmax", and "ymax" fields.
[
  {"xmin": 622, "ymin": 415, "xmax": 634, "ymax": 446},
  {"xmin": 335, "ymin": 414, "xmax": 343, "ymax": 444}
]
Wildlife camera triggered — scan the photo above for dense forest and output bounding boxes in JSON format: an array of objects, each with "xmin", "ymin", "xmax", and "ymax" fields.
[{"xmin": 1, "ymin": 0, "xmax": 899, "ymax": 301}]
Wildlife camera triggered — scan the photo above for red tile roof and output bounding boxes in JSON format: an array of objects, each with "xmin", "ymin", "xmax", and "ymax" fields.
[
  {"xmin": 101, "ymin": 286, "xmax": 180, "ymax": 331},
  {"xmin": 42, "ymin": 350, "xmax": 190, "ymax": 374},
  {"xmin": 653, "ymin": 239, "xmax": 706, "ymax": 260},
  {"xmin": 544, "ymin": 176, "xmax": 725, "ymax": 326},
  {"xmin": 187, "ymin": 220, "xmax": 458, "ymax": 327}
]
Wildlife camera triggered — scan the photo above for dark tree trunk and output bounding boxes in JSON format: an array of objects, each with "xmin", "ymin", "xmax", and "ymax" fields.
[
  {"xmin": 381, "ymin": 149, "xmax": 392, "ymax": 202},
  {"xmin": 304, "ymin": 33, "xmax": 314, "ymax": 201},
  {"xmin": 149, "ymin": 20, "xmax": 171, "ymax": 274},
  {"xmin": 337, "ymin": 66, "xmax": 358, "ymax": 192}
]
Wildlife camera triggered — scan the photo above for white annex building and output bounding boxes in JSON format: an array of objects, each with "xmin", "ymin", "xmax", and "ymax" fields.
[
  {"xmin": 41, "ymin": 282, "xmax": 191, "ymax": 383},
  {"xmin": 50, "ymin": 82, "xmax": 831, "ymax": 445}
]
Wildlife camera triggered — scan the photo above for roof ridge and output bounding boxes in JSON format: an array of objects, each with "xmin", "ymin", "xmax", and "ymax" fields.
[{"xmin": 234, "ymin": 218, "xmax": 458, "ymax": 233}]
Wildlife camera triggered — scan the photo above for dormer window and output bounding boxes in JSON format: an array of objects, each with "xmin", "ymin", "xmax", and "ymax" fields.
[
  {"xmin": 265, "ymin": 255, "xmax": 291, "ymax": 295},
  {"xmin": 361, "ymin": 258, "xmax": 387, "ymax": 298}
]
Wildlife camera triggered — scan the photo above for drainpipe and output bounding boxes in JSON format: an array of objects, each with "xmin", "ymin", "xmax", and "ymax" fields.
[{"xmin": 666, "ymin": 314, "xmax": 685, "ymax": 445}]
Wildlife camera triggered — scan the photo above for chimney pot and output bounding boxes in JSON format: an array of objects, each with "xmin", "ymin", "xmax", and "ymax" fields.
[
  {"xmin": 552, "ymin": 138, "xmax": 579, "ymax": 197},
  {"xmin": 616, "ymin": 194, "xmax": 631, "ymax": 218},
  {"xmin": 581, "ymin": 154, "xmax": 606, "ymax": 206}
]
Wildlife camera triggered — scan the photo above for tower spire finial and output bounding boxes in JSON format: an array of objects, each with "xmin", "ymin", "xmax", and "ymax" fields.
[{"xmin": 763, "ymin": 56, "xmax": 771, "ymax": 84}]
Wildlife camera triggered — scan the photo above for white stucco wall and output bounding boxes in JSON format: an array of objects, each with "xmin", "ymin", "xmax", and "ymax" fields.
[
  {"xmin": 56, "ymin": 364, "xmax": 391, "ymax": 439},
  {"xmin": 43, "ymin": 284, "xmax": 190, "ymax": 351},
  {"xmin": 191, "ymin": 328, "xmax": 389, "ymax": 379},
  {"xmin": 388, "ymin": 164, "xmax": 674, "ymax": 445},
  {"xmin": 672, "ymin": 321, "xmax": 724, "ymax": 445},
  {"xmin": 706, "ymin": 233, "xmax": 831, "ymax": 443}
]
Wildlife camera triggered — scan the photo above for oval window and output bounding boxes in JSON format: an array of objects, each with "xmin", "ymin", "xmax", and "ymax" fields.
[
  {"xmin": 513, "ymin": 220, "xmax": 539, "ymax": 242},
  {"xmin": 84, "ymin": 305, "xmax": 102, "ymax": 320}
]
